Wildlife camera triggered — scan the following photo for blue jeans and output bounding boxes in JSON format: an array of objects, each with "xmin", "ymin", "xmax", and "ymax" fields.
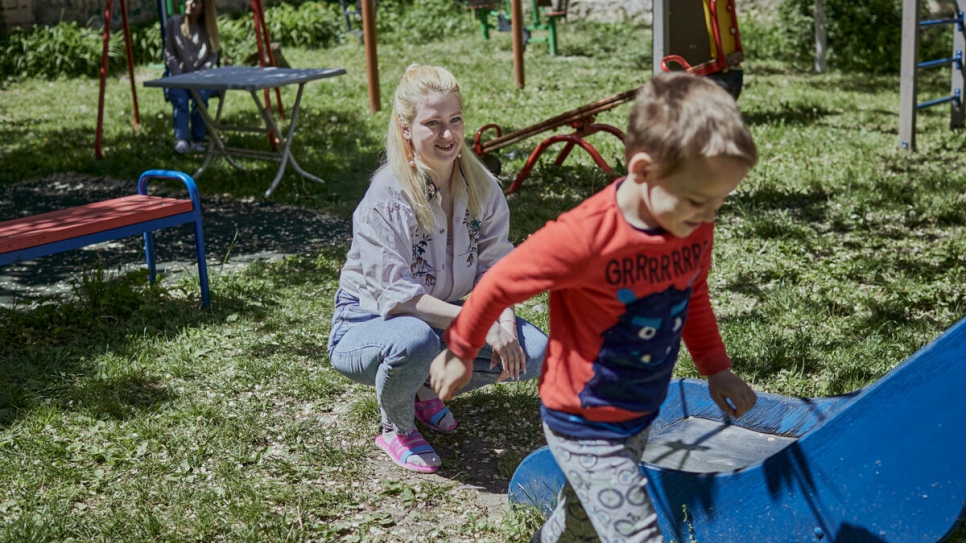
[
  {"xmin": 327, "ymin": 289, "xmax": 547, "ymax": 435},
  {"xmin": 169, "ymin": 87, "xmax": 214, "ymax": 143}
]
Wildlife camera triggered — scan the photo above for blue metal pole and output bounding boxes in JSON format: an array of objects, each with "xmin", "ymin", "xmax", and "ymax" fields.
[
  {"xmin": 917, "ymin": 95, "xmax": 956, "ymax": 108},
  {"xmin": 920, "ymin": 17, "xmax": 961, "ymax": 26}
]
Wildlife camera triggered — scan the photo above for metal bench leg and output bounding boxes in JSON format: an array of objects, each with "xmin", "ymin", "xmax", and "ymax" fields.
[
  {"xmin": 191, "ymin": 210, "xmax": 210, "ymax": 309},
  {"xmin": 138, "ymin": 169, "xmax": 211, "ymax": 308},
  {"xmin": 143, "ymin": 230, "xmax": 158, "ymax": 284}
]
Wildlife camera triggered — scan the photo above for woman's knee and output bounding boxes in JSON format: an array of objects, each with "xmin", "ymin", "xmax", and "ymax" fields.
[
  {"xmin": 518, "ymin": 319, "xmax": 548, "ymax": 368},
  {"xmin": 329, "ymin": 316, "xmax": 439, "ymax": 382},
  {"xmin": 382, "ymin": 317, "xmax": 440, "ymax": 368}
]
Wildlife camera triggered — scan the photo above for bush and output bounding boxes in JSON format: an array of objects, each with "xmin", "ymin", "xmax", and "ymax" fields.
[
  {"xmin": 375, "ymin": 0, "xmax": 475, "ymax": 44},
  {"xmin": 126, "ymin": 22, "xmax": 165, "ymax": 66},
  {"xmin": 1, "ymin": 22, "xmax": 120, "ymax": 79},
  {"xmin": 217, "ymin": 1, "xmax": 345, "ymax": 62},
  {"xmin": 0, "ymin": 0, "xmax": 471, "ymax": 80},
  {"xmin": 750, "ymin": 0, "xmax": 955, "ymax": 74}
]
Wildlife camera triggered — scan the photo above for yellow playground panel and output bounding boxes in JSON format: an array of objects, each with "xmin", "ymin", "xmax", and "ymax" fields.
[{"xmin": 657, "ymin": 0, "xmax": 744, "ymax": 97}]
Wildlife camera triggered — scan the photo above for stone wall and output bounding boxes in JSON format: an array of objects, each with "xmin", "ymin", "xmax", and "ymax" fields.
[
  {"xmin": 2, "ymin": 0, "xmax": 251, "ymax": 33},
  {"xmin": 1, "ymin": 0, "xmax": 34, "ymax": 33}
]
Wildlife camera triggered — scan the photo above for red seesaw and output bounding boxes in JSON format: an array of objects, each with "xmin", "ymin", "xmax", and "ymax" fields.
[{"xmin": 473, "ymin": 89, "xmax": 636, "ymax": 194}]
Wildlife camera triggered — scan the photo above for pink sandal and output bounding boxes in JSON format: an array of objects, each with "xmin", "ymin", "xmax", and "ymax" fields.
[
  {"xmin": 375, "ymin": 431, "xmax": 440, "ymax": 473},
  {"xmin": 415, "ymin": 397, "xmax": 458, "ymax": 433}
]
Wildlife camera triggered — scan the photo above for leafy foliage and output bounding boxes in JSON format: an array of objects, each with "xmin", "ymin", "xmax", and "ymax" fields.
[
  {"xmin": 742, "ymin": 0, "xmax": 954, "ymax": 74},
  {"xmin": 0, "ymin": 0, "xmax": 472, "ymax": 81},
  {"xmin": 216, "ymin": 1, "xmax": 345, "ymax": 63},
  {"xmin": 374, "ymin": 0, "xmax": 475, "ymax": 44},
  {"xmin": 1, "ymin": 22, "xmax": 119, "ymax": 79}
]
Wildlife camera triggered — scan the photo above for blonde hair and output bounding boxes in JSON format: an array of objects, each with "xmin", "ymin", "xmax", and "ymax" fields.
[
  {"xmin": 384, "ymin": 64, "xmax": 494, "ymax": 231},
  {"xmin": 180, "ymin": 0, "xmax": 220, "ymax": 55},
  {"xmin": 624, "ymin": 73, "xmax": 757, "ymax": 178}
]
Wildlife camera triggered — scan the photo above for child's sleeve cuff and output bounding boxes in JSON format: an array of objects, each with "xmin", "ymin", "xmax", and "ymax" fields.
[{"xmin": 694, "ymin": 351, "xmax": 733, "ymax": 376}]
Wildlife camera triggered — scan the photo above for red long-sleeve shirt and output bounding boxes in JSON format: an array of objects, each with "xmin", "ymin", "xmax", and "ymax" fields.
[{"xmin": 444, "ymin": 180, "xmax": 731, "ymax": 439}]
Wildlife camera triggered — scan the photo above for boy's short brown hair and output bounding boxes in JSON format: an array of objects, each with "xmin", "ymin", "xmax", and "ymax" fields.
[{"xmin": 624, "ymin": 73, "xmax": 757, "ymax": 178}]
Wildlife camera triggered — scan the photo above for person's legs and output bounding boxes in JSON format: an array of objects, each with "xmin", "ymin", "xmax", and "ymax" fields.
[
  {"xmin": 539, "ymin": 423, "xmax": 663, "ymax": 543},
  {"xmin": 458, "ymin": 315, "xmax": 547, "ymax": 392},
  {"xmin": 189, "ymin": 89, "xmax": 214, "ymax": 145},
  {"xmin": 169, "ymin": 88, "xmax": 191, "ymax": 149},
  {"xmin": 412, "ymin": 314, "xmax": 546, "ymax": 433},
  {"xmin": 328, "ymin": 291, "xmax": 443, "ymax": 470}
]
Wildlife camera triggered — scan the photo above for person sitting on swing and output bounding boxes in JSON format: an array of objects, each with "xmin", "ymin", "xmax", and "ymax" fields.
[{"xmin": 163, "ymin": 0, "xmax": 219, "ymax": 155}]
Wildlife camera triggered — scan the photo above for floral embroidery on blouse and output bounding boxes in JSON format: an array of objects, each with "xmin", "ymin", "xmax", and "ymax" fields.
[
  {"xmin": 411, "ymin": 233, "xmax": 436, "ymax": 287},
  {"xmin": 459, "ymin": 211, "xmax": 481, "ymax": 267}
]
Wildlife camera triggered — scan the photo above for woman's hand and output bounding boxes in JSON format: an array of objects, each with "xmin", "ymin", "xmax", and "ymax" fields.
[{"xmin": 486, "ymin": 320, "xmax": 525, "ymax": 382}]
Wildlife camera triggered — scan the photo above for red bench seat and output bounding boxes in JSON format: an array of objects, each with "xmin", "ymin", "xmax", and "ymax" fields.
[
  {"xmin": 0, "ymin": 170, "xmax": 210, "ymax": 308},
  {"xmin": 0, "ymin": 195, "xmax": 193, "ymax": 254}
]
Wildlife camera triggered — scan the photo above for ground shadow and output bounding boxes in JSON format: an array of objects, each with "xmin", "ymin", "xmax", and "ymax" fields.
[
  {"xmin": 0, "ymin": 278, "xmax": 275, "ymax": 428},
  {"xmin": 0, "ymin": 103, "xmax": 383, "ymax": 210},
  {"xmin": 0, "ymin": 173, "xmax": 351, "ymax": 305},
  {"xmin": 727, "ymin": 181, "xmax": 833, "ymax": 224},
  {"xmin": 742, "ymin": 104, "xmax": 835, "ymax": 127}
]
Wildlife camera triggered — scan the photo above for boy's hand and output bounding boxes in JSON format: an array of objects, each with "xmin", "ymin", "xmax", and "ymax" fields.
[
  {"xmin": 707, "ymin": 369, "xmax": 757, "ymax": 418},
  {"xmin": 430, "ymin": 348, "xmax": 473, "ymax": 402}
]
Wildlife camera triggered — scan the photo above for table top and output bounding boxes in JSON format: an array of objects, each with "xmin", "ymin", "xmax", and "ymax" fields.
[{"xmin": 144, "ymin": 66, "xmax": 346, "ymax": 91}]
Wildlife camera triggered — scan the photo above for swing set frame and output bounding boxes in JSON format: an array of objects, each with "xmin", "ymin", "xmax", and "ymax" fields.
[{"xmin": 94, "ymin": 0, "xmax": 286, "ymax": 159}]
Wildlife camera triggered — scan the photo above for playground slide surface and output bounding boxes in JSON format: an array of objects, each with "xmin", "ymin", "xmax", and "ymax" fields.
[{"xmin": 510, "ymin": 316, "xmax": 966, "ymax": 542}]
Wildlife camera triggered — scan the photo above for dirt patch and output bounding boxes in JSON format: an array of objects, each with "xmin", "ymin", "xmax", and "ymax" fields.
[
  {"xmin": 316, "ymin": 392, "xmax": 540, "ymax": 541},
  {"xmin": 0, "ymin": 172, "xmax": 351, "ymax": 306}
]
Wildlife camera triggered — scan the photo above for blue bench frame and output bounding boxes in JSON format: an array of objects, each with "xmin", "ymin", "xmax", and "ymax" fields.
[{"xmin": 0, "ymin": 170, "xmax": 210, "ymax": 308}]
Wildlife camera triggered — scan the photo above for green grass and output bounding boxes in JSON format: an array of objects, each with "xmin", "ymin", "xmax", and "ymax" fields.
[{"xmin": 2, "ymin": 16, "xmax": 966, "ymax": 542}]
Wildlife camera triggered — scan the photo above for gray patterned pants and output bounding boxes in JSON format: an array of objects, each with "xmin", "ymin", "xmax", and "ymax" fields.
[{"xmin": 536, "ymin": 422, "xmax": 663, "ymax": 543}]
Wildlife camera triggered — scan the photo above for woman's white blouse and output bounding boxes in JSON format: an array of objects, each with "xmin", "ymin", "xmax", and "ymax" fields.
[{"xmin": 338, "ymin": 166, "xmax": 514, "ymax": 318}]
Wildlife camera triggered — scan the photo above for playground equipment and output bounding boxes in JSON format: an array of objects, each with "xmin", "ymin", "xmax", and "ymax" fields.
[
  {"xmin": 94, "ymin": 0, "xmax": 285, "ymax": 159},
  {"xmin": 473, "ymin": 89, "xmax": 634, "ymax": 194},
  {"xmin": 898, "ymin": 0, "xmax": 966, "ymax": 151},
  {"xmin": 508, "ymin": 315, "xmax": 966, "ymax": 542},
  {"xmin": 472, "ymin": 0, "xmax": 747, "ymax": 194},
  {"xmin": 468, "ymin": 0, "xmax": 567, "ymax": 55},
  {"xmin": 653, "ymin": 0, "xmax": 745, "ymax": 99},
  {"xmin": 94, "ymin": 0, "xmax": 140, "ymax": 159}
]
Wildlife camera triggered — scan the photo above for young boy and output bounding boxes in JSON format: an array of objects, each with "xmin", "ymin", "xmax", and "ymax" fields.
[{"xmin": 430, "ymin": 73, "xmax": 758, "ymax": 543}]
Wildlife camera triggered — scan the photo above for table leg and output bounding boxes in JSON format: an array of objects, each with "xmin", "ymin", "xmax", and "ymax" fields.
[
  {"xmin": 194, "ymin": 89, "xmax": 221, "ymax": 178},
  {"xmin": 277, "ymin": 84, "xmax": 326, "ymax": 191},
  {"xmin": 190, "ymin": 89, "xmax": 246, "ymax": 178},
  {"xmin": 254, "ymin": 84, "xmax": 326, "ymax": 197}
]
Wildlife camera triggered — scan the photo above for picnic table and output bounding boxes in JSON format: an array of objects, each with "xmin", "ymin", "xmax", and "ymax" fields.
[{"xmin": 144, "ymin": 66, "xmax": 347, "ymax": 197}]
